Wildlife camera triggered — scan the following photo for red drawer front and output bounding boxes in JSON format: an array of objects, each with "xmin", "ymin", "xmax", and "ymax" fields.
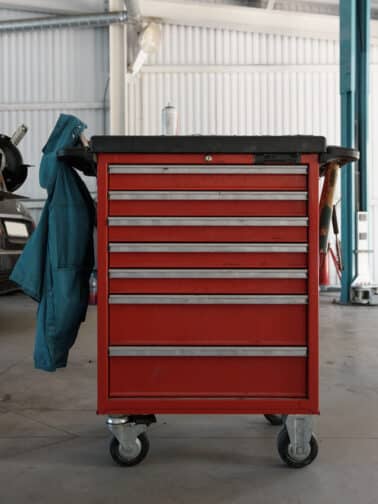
[
  {"xmin": 109, "ymin": 252, "xmax": 308, "ymax": 269},
  {"xmin": 109, "ymin": 174, "xmax": 307, "ymax": 191},
  {"xmin": 109, "ymin": 356, "xmax": 307, "ymax": 397},
  {"xmin": 109, "ymin": 200, "xmax": 307, "ymax": 217},
  {"xmin": 109, "ymin": 304, "xmax": 307, "ymax": 345},
  {"xmin": 109, "ymin": 278, "xmax": 307, "ymax": 294},
  {"xmin": 108, "ymin": 226, "xmax": 307, "ymax": 242}
]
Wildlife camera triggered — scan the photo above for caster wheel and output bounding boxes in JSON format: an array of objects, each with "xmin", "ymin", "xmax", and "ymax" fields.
[
  {"xmin": 264, "ymin": 414, "xmax": 284, "ymax": 426},
  {"xmin": 110, "ymin": 433, "xmax": 150, "ymax": 467},
  {"xmin": 277, "ymin": 427, "xmax": 318, "ymax": 469}
]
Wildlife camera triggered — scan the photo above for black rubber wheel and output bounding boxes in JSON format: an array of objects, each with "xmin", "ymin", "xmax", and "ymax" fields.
[
  {"xmin": 264, "ymin": 414, "xmax": 284, "ymax": 426},
  {"xmin": 277, "ymin": 427, "xmax": 318, "ymax": 468},
  {"xmin": 110, "ymin": 433, "xmax": 150, "ymax": 467}
]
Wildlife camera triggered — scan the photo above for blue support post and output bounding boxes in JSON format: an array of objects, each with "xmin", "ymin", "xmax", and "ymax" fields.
[
  {"xmin": 357, "ymin": 0, "xmax": 371, "ymax": 212},
  {"xmin": 340, "ymin": 0, "xmax": 357, "ymax": 304}
]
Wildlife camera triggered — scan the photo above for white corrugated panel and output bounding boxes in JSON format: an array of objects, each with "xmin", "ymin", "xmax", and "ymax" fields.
[
  {"xmin": 145, "ymin": 25, "xmax": 339, "ymax": 65},
  {"xmin": 127, "ymin": 24, "xmax": 344, "ymax": 282},
  {"xmin": 0, "ymin": 9, "xmax": 108, "ymax": 204},
  {"xmin": 137, "ymin": 69, "xmax": 339, "ymax": 140},
  {"xmin": 130, "ymin": 25, "xmax": 340, "ymax": 142}
]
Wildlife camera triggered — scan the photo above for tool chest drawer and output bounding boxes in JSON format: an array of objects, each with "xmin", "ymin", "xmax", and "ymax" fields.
[
  {"xmin": 108, "ymin": 164, "xmax": 308, "ymax": 191},
  {"xmin": 108, "ymin": 216, "xmax": 308, "ymax": 243},
  {"xmin": 108, "ymin": 269, "xmax": 307, "ymax": 294},
  {"xmin": 108, "ymin": 295, "xmax": 307, "ymax": 345},
  {"xmin": 109, "ymin": 278, "xmax": 307, "ymax": 295},
  {"xmin": 108, "ymin": 191, "xmax": 307, "ymax": 217},
  {"xmin": 108, "ymin": 351, "xmax": 307, "ymax": 398},
  {"xmin": 108, "ymin": 243, "xmax": 308, "ymax": 269}
]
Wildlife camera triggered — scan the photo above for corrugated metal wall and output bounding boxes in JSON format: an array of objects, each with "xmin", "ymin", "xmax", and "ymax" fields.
[
  {"xmin": 127, "ymin": 23, "xmax": 378, "ymax": 283},
  {"xmin": 2, "ymin": 10, "xmax": 378, "ymax": 284},
  {"xmin": 128, "ymin": 26, "xmax": 340, "ymax": 142},
  {"xmin": 0, "ymin": 8, "xmax": 108, "ymax": 209}
]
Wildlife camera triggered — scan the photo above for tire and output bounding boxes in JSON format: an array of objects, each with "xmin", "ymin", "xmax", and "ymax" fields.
[
  {"xmin": 264, "ymin": 414, "xmax": 284, "ymax": 426},
  {"xmin": 277, "ymin": 427, "xmax": 318, "ymax": 468},
  {"xmin": 110, "ymin": 433, "xmax": 150, "ymax": 467}
]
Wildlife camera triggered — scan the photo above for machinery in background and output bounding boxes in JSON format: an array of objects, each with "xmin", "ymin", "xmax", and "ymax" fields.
[
  {"xmin": 0, "ymin": 125, "xmax": 35, "ymax": 294},
  {"xmin": 0, "ymin": 125, "xmax": 29, "ymax": 192}
]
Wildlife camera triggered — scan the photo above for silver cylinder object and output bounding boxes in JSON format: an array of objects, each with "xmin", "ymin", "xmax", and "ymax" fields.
[
  {"xmin": 162, "ymin": 103, "xmax": 177, "ymax": 135},
  {"xmin": 10, "ymin": 124, "xmax": 28, "ymax": 146}
]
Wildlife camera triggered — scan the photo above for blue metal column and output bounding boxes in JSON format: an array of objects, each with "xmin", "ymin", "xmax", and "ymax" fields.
[
  {"xmin": 357, "ymin": 0, "xmax": 371, "ymax": 212},
  {"xmin": 340, "ymin": 0, "xmax": 357, "ymax": 303}
]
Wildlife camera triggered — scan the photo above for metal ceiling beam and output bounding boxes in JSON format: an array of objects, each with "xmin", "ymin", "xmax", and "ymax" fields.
[
  {"xmin": 140, "ymin": 0, "xmax": 339, "ymax": 39},
  {"xmin": 139, "ymin": 0, "xmax": 378, "ymax": 41}
]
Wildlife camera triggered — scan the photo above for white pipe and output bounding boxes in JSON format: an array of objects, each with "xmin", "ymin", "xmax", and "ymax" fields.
[{"xmin": 125, "ymin": 0, "xmax": 142, "ymax": 23}]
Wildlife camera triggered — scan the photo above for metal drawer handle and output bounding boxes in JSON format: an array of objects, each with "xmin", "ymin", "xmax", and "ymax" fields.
[
  {"xmin": 108, "ymin": 217, "xmax": 308, "ymax": 227},
  {"xmin": 108, "ymin": 268, "xmax": 308, "ymax": 279},
  {"xmin": 109, "ymin": 164, "xmax": 308, "ymax": 175},
  {"xmin": 108, "ymin": 190, "xmax": 308, "ymax": 201},
  {"xmin": 109, "ymin": 294, "xmax": 308, "ymax": 305},
  {"xmin": 108, "ymin": 346, "xmax": 308, "ymax": 357},
  {"xmin": 108, "ymin": 242, "xmax": 309, "ymax": 253}
]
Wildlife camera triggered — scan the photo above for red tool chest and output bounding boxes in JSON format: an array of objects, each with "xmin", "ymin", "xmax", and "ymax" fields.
[{"xmin": 93, "ymin": 135, "xmax": 324, "ymax": 468}]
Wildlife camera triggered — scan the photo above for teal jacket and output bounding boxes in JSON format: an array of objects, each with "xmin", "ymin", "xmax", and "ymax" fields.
[{"xmin": 10, "ymin": 114, "xmax": 95, "ymax": 371}]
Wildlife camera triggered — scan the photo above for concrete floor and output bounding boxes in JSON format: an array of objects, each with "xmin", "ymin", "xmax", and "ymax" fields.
[{"xmin": 1, "ymin": 293, "xmax": 378, "ymax": 503}]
